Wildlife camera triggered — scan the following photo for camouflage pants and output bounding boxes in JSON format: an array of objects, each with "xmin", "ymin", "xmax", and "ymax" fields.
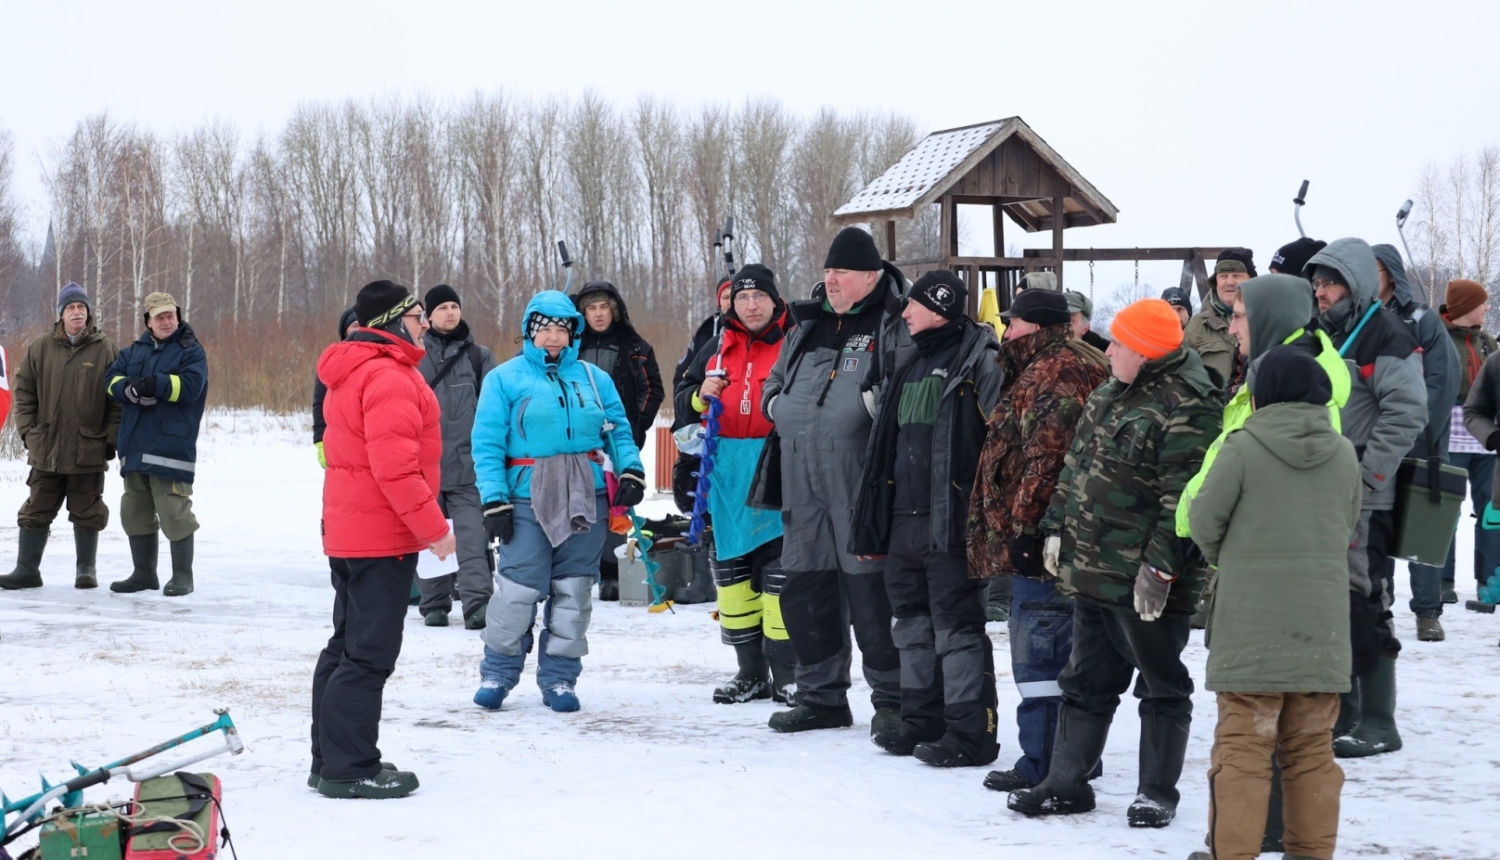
[{"xmin": 121, "ymin": 473, "xmax": 199, "ymax": 541}]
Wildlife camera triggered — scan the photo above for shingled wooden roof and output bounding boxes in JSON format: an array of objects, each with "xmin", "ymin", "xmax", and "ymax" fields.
[{"xmin": 832, "ymin": 117, "xmax": 1119, "ymax": 231}]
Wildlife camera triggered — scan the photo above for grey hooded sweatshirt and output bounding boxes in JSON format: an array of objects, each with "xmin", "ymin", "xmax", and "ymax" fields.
[
  {"xmin": 1308, "ymin": 238, "xmax": 1427, "ymax": 510},
  {"xmin": 1371, "ymin": 243, "xmax": 1461, "ymax": 460}
]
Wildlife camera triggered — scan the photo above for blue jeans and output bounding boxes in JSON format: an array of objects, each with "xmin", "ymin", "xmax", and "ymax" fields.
[
  {"xmin": 1409, "ymin": 452, "xmax": 1500, "ymax": 617},
  {"xmin": 1008, "ymin": 576, "xmax": 1099, "ymax": 783},
  {"xmin": 478, "ymin": 493, "xmax": 608, "ymax": 690}
]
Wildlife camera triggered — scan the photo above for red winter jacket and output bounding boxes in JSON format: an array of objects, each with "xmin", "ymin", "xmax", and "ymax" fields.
[
  {"xmin": 673, "ymin": 310, "xmax": 788, "ymax": 440},
  {"xmin": 318, "ymin": 329, "xmax": 448, "ymax": 558}
]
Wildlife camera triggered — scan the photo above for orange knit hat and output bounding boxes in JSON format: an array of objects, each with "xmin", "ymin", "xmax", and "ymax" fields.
[{"xmin": 1110, "ymin": 298, "xmax": 1184, "ymax": 360}]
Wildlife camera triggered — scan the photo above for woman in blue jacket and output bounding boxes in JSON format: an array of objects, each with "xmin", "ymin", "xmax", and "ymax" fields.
[{"xmin": 472, "ymin": 291, "xmax": 645, "ymax": 713}]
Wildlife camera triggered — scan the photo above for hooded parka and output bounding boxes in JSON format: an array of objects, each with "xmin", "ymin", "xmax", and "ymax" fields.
[
  {"xmin": 1372, "ymin": 243, "xmax": 1461, "ymax": 460},
  {"xmin": 1189, "ymin": 402, "xmax": 1362, "ymax": 692},
  {"xmin": 571, "ymin": 281, "xmax": 664, "ymax": 449},
  {"xmin": 14, "ymin": 320, "xmax": 121, "ymax": 474}
]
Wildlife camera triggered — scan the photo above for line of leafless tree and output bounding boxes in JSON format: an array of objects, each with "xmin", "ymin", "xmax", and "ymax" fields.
[
  {"xmin": 0, "ymin": 94, "xmax": 928, "ymax": 399},
  {"xmin": 1409, "ymin": 145, "xmax": 1500, "ymax": 322}
]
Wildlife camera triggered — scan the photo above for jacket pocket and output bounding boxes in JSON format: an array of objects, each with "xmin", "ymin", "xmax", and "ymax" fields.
[{"xmin": 77, "ymin": 428, "xmax": 107, "ymax": 468}]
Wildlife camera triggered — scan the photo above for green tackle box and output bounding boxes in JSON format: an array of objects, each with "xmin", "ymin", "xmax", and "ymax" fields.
[
  {"xmin": 1391, "ymin": 458, "xmax": 1467, "ymax": 565},
  {"xmin": 38, "ymin": 809, "xmax": 124, "ymax": 860}
]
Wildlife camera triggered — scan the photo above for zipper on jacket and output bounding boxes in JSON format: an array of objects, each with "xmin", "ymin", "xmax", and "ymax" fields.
[{"xmin": 548, "ymin": 369, "xmax": 573, "ymax": 440}]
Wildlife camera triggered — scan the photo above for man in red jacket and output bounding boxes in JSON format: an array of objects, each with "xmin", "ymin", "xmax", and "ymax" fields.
[{"xmin": 310, "ymin": 280, "xmax": 455, "ymax": 800}]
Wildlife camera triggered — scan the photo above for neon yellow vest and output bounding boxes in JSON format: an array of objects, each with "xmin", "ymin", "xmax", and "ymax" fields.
[{"xmin": 1176, "ymin": 328, "xmax": 1350, "ymax": 537}]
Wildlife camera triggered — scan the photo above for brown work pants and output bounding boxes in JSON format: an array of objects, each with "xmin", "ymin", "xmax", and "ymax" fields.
[
  {"xmin": 1207, "ymin": 692, "xmax": 1342, "ymax": 860},
  {"xmin": 18, "ymin": 469, "xmax": 108, "ymax": 532}
]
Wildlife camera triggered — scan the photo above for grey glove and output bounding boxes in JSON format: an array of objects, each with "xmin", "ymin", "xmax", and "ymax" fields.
[{"xmin": 1133, "ymin": 563, "xmax": 1174, "ymax": 622}]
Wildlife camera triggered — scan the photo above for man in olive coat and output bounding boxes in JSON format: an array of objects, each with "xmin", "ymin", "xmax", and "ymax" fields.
[{"xmin": 0, "ymin": 284, "xmax": 121, "ymax": 590}]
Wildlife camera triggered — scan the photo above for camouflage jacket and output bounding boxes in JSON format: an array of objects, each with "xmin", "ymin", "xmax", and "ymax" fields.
[
  {"xmin": 967, "ymin": 325, "xmax": 1109, "ymax": 580},
  {"xmin": 1040, "ymin": 346, "xmax": 1222, "ymax": 611}
]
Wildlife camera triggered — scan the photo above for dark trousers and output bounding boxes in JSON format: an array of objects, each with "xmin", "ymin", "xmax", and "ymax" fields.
[
  {"xmin": 1353, "ymin": 509, "xmax": 1401, "ymax": 679},
  {"xmin": 18, "ymin": 469, "xmax": 107, "ymax": 531},
  {"xmin": 781, "ymin": 566, "xmax": 901, "ymax": 711},
  {"xmin": 1058, "ymin": 597, "xmax": 1194, "ymax": 724},
  {"xmin": 883, "ymin": 516, "xmax": 995, "ymax": 750},
  {"xmin": 1009, "ymin": 575, "xmax": 1098, "ymax": 784},
  {"xmin": 310, "ymin": 554, "xmax": 415, "ymax": 781}
]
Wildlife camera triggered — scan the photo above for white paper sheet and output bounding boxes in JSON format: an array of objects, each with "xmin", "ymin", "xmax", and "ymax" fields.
[{"xmin": 416, "ymin": 519, "xmax": 456, "ymax": 579}]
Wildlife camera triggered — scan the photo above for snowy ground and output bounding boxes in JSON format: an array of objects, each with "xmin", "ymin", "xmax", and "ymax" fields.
[{"xmin": 0, "ymin": 412, "xmax": 1496, "ymax": 859}]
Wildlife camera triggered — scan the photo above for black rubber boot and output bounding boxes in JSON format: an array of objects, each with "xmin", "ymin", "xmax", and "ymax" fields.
[
  {"xmin": 0, "ymin": 528, "xmax": 48, "ymax": 590},
  {"xmin": 1128, "ymin": 704, "xmax": 1190, "ymax": 827},
  {"xmin": 871, "ymin": 722, "xmax": 942, "ymax": 756},
  {"xmin": 1332, "ymin": 681, "xmax": 1360, "ymax": 738},
  {"xmin": 1008, "ymin": 706, "xmax": 1111, "ymax": 817},
  {"xmin": 983, "ymin": 768, "xmax": 1036, "ymax": 793},
  {"xmin": 769, "ymin": 661, "xmax": 796, "ymax": 704},
  {"xmin": 598, "ymin": 571, "xmax": 620, "ymax": 601},
  {"xmin": 111, "ymin": 534, "xmax": 160, "ymax": 593},
  {"xmin": 164, "ymin": 535, "xmax": 194, "ymax": 597},
  {"xmin": 1334, "ymin": 656, "xmax": 1402, "ymax": 758},
  {"xmin": 316, "ymin": 768, "xmax": 420, "ymax": 799},
  {"xmin": 914, "ymin": 734, "xmax": 1000, "ymax": 768},
  {"xmin": 768, "ymin": 703, "xmax": 853, "ymax": 733},
  {"xmin": 714, "ymin": 641, "xmax": 771, "ymax": 704},
  {"xmin": 74, "ymin": 528, "xmax": 99, "ymax": 589}
]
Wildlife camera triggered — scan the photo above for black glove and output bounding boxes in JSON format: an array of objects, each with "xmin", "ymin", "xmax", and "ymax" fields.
[
  {"xmin": 1487, "ymin": 430, "xmax": 1500, "ymax": 452},
  {"xmin": 612, "ymin": 469, "xmax": 647, "ymax": 509},
  {"xmin": 1008, "ymin": 533, "xmax": 1048, "ymax": 579},
  {"xmin": 484, "ymin": 502, "xmax": 514, "ymax": 545},
  {"xmin": 124, "ymin": 376, "xmax": 158, "ymax": 407}
]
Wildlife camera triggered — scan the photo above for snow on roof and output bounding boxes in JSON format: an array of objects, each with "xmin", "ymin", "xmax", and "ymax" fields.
[{"xmin": 833, "ymin": 120, "xmax": 1010, "ymax": 219}]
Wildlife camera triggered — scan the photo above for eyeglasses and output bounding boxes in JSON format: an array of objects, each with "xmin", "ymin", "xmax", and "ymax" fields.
[
  {"xmin": 1310, "ymin": 278, "xmax": 1340, "ymax": 292},
  {"xmin": 402, "ymin": 310, "xmax": 428, "ymax": 324},
  {"xmin": 733, "ymin": 291, "xmax": 773, "ymax": 306}
]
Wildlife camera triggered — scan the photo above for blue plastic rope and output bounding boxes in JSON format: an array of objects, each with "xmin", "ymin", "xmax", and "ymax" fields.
[
  {"xmin": 686, "ymin": 396, "xmax": 722, "ymax": 545},
  {"xmin": 1337, "ymin": 302, "xmax": 1381, "ymax": 358}
]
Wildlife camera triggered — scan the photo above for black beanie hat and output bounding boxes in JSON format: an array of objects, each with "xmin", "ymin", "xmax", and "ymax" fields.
[
  {"xmin": 908, "ymin": 270, "xmax": 968, "ymax": 321},
  {"xmin": 823, "ymin": 227, "xmax": 883, "ymax": 271},
  {"xmin": 729, "ymin": 263, "xmax": 781, "ymax": 306},
  {"xmin": 1001, "ymin": 288, "xmax": 1071, "ymax": 328},
  {"xmin": 337, "ymin": 307, "xmax": 358, "ymax": 340},
  {"xmin": 1160, "ymin": 287, "xmax": 1193, "ymax": 312},
  {"xmin": 1270, "ymin": 238, "xmax": 1326, "ymax": 276},
  {"xmin": 424, "ymin": 284, "xmax": 461, "ymax": 312},
  {"xmin": 1252, "ymin": 344, "xmax": 1332, "ymax": 408},
  {"xmin": 355, "ymin": 280, "xmax": 416, "ymax": 328},
  {"xmin": 1215, "ymin": 247, "xmax": 1257, "ymax": 278}
]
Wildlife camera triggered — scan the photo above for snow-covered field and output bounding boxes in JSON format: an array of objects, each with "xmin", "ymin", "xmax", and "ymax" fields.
[{"xmin": 0, "ymin": 412, "xmax": 1495, "ymax": 859}]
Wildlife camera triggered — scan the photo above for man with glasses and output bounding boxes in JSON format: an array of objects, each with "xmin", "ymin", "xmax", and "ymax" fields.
[
  {"xmin": 311, "ymin": 280, "xmax": 455, "ymax": 799},
  {"xmin": 676, "ymin": 264, "xmax": 797, "ymax": 704},
  {"xmin": 1305, "ymin": 240, "xmax": 1427, "ymax": 760}
]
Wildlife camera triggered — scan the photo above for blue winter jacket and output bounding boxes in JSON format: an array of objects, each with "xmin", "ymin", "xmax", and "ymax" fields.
[
  {"xmin": 472, "ymin": 291, "xmax": 643, "ymax": 504},
  {"xmin": 104, "ymin": 323, "xmax": 209, "ymax": 484}
]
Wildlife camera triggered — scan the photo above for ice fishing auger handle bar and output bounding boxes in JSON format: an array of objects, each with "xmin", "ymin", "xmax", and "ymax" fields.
[
  {"xmin": 1294, "ymin": 180, "xmax": 1309, "ymax": 238},
  {"xmin": 1394, "ymin": 199, "xmax": 1431, "ymax": 300},
  {"xmin": 722, "ymin": 217, "xmax": 736, "ymax": 279},
  {"xmin": 558, "ymin": 240, "xmax": 574, "ymax": 295},
  {"xmin": 4, "ymin": 709, "xmax": 243, "ymax": 836}
]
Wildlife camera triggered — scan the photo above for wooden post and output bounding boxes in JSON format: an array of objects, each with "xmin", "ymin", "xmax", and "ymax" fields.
[
  {"xmin": 1051, "ymin": 192, "xmax": 1066, "ymax": 291},
  {"xmin": 992, "ymin": 203, "xmax": 1005, "ymax": 259},
  {"xmin": 884, "ymin": 220, "xmax": 897, "ymax": 260},
  {"xmin": 938, "ymin": 195, "xmax": 954, "ymax": 268}
]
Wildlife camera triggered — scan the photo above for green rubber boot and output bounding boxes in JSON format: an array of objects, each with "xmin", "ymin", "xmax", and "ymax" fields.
[
  {"xmin": 111, "ymin": 534, "xmax": 160, "ymax": 593},
  {"xmin": 0, "ymin": 528, "xmax": 48, "ymax": 590},
  {"xmin": 1332, "ymin": 680, "xmax": 1360, "ymax": 738},
  {"xmin": 1334, "ymin": 656, "xmax": 1402, "ymax": 758},
  {"xmin": 164, "ymin": 535, "xmax": 194, "ymax": 597},
  {"xmin": 74, "ymin": 528, "xmax": 99, "ymax": 589}
]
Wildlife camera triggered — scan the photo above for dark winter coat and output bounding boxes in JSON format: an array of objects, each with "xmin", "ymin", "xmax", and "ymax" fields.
[
  {"xmin": 850, "ymin": 317, "xmax": 1002, "ymax": 558},
  {"xmin": 419, "ymin": 321, "xmax": 497, "ymax": 492},
  {"xmin": 1039, "ymin": 346, "xmax": 1222, "ymax": 612},
  {"xmin": 1189, "ymin": 402, "xmax": 1360, "ymax": 693},
  {"xmin": 14, "ymin": 320, "xmax": 121, "ymax": 474},
  {"xmin": 671, "ymin": 312, "xmax": 723, "ymax": 430},
  {"xmin": 967, "ymin": 324, "xmax": 1110, "ymax": 579},
  {"xmin": 1445, "ymin": 316, "xmax": 1498, "ymax": 404},
  {"xmin": 105, "ymin": 324, "xmax": 208, "ymax": 484},
  {"xmin": 1373, "ymin": 243, "xmax": 1460, "ymax": 460},
  {"xmin": 1464, "ymin": 351, "xmax": 1500, "ymax": 502},
  {"xmin": 318, "ymin": 328, "xmax": 448, "ymax": 558},
  {"xmin": 312, "ymin": 308, "xmax": 359, "ymax": 445},
  {"xmin": 751, "ymin": 262, "xmax": 911, "ymax": 573},
  {"xmin": 1308, "ymin": 238, "xmax": 1428, "ymax": 510},
  {"xmin": 572, "ymin": 281, "xmax": 664, "ymax": 449},
  {"xmin": 1080, "ymin": 328, "xmax": 1110, "ymax": 353}
]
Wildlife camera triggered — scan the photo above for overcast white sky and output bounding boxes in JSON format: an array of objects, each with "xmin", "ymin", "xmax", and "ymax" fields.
[{"xmin": 5, "ymin": 0, "xmax": 1498, "ymax": 294}]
